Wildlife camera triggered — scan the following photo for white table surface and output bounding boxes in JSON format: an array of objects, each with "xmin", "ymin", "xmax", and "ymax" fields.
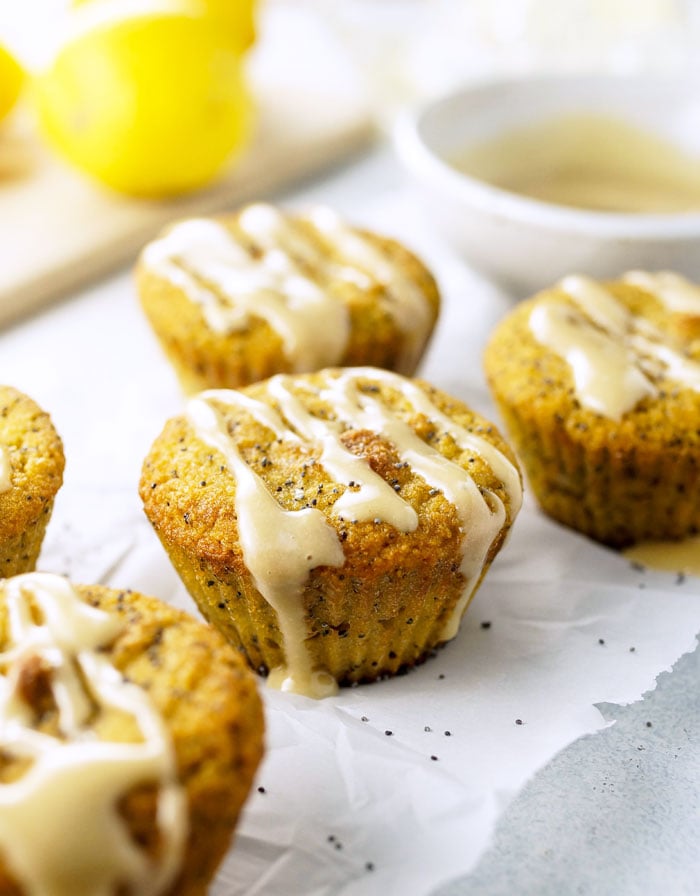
[{"xmin": 2, "ymin": 141, "xmax": 698, "ymax": 896}]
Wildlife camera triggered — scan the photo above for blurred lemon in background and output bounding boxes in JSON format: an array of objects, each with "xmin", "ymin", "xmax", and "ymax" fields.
[
  {"xmin": 71, "ymin": 0, "xmax": 256, "ymax": 53},
  {"xmin": 34, "ymin": 3, "xmax": 254, "ymax": 197},
  {"xmin": 0, "ymin": 43, "xmax": 24, "ymax": 124}
]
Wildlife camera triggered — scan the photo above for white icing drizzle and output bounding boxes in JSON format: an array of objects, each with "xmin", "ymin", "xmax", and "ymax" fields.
[
  {"xmin": 325, "ymin": 368, "xmax": 521, "ymax": 639},
  {"xmin": 143, "ymin": 203, "xmax": 434, "ymax": 375},
  {"xmin": 0, "ymin": 445, "xmax": 11, "ymax": 493},
  {"xmin": 306, "ymin": 206, "xmax": 434, "ymax": 373},
  {"xmin": 266, "ymin": 375, "xmax": 419, "ymax": 532},
  {"xmin": 529, "ymin": 274, "xmax": 700, "ymax": 419},
  {"xmin": 0, "ymin": 574, "xmax": 187, "ymax": 896},
  {"xmin": 187, "ymin": 370, "xmax": 520, "ymax": 693},
  {"xmin": 186, "ymin": 394, "xmax": 344, "ymax": 699},
  {"xmin": 529, "ymin": 300, "xmax": 656, "ymax": 419},
  {"xmin": 624, "ymin": 270, "xmax": 700, "ymax": 315}
]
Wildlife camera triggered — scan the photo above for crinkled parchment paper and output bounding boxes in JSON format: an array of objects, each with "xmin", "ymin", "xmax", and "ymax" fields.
[{"xmin": 3, "ymin": 191, "xmax": 699, "ymax": 896}]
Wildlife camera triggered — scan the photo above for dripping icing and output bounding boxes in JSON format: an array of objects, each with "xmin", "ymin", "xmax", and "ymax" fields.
[
  {"xmin": 186, "ymin": 393, "xmax": 344, "ymax": 699},
  {"xmin": 0, "ymin": 573, "xmax": 187, "ymax": 896},
  {"xmin": 623, "ymin": 270, "xmax": 700, "ymax": 316},
  {"xmin": 529, "ymin": 274, "xmax": 700, "ymax": 419},
  {"xmin": 187, "ymin": 370, "xmax": 520, "ymax": 694},
  {"xmin": 305, "ymin": 206, "xmax": 434, "ymax": 372}
]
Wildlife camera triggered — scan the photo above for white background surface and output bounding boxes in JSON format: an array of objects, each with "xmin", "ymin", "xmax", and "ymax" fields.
[{"xmin": 2, "ymin": 146, "xmax": 699, "ymax": 895}]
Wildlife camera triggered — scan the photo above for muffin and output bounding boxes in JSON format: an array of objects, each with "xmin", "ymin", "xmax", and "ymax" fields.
[
  {"xmin": 0, "ymin": 572, "xmax": 264, "ymax": 896},
  {"xmin": 139, "ymin": 367, "xmax": 522, "ymax": 697},
  {"xmin": 484, "ymin": 271, "xmax": 700, "ymax": 547},
  {"xmin": 0, "ymin": 386, "xmax": 65, "ymax": 577},
  {"xmin": 136, "ymin": 203, "xmax": 440, "ymax": 393}
]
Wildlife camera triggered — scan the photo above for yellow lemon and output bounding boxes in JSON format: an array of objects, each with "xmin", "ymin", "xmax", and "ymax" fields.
[
  {"xmin": 0, "ymin": 43, "xmax": 24, "ymax": 124},
  {"xmin": 34, "ymin": 9, "xmax": 252, "ymax": 197},
  {"xmin": 71, "ymin": 0, "xmax": 257, "ymax": 53},
  {"xmin": 202, "ymin": 0, "xmax": 257, "ymax": 50}
]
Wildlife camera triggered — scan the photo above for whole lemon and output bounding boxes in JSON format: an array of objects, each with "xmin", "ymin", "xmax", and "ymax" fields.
[
  {"xmin": 34, "ymin": 10, "xmax": 252, "ymax": 197},
  {"xmin": 201, "ymin": 0, "xmax": 256, "ymax": 50},
  {"xmin": 0, "ymin": 43, "xmax": 24, "ymax": 124},
  {"xmin": 71, "ymin": 0, "xmax": 257, "ymax": 53}
]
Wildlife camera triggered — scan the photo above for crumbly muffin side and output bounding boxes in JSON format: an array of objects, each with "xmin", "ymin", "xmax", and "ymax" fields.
[
  {"xmin": 0, "ymin": 577, "xmax": 264, "ymax": 896},
  {"xmin": 0, "ymin": 386, "xmax": 65, "ymax": 575},
  {"xmin": 137, "ymin": 204, "xmax": 440, "ymax": 393},
  {"xmin": 140, "ymin": 368, "xmax": 521, "ymax": 693},
  {"xmin": 484, "ymin": 274, "xmax": 700, "ymax": 546}
]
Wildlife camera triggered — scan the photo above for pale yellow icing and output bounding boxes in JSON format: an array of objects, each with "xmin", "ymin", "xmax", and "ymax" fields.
[
  {"xmin": 187, "ymin": 369, "xmax": 520, "ymax": 695},
  {"xmin": 623, "ymin": 534, "xmax": 700, "ymax": 577},
  {"xmin": 306, "ymin": 207, "xmax": 433, "ymax": 373},
  {"xmin": 0, "ymin": 446, "xmax": 11, "ymax": 493},
  {"xmin": 624, "ymin": 271, "xmax": 700, "ymax": 315},
  {"xmin": 143, "ymin": 204, "xmax": 434, "ymax": 375},
  {"xmin": 186, "ymin": 394, "xmax": 344, "ymax": 699},
  {"xmin": 0, "ymin": 574, "xmax": 187, "ymax": 896},
  {"xmin": 529, "ymin": 274, "xmax": 700, "ymax": 419}
]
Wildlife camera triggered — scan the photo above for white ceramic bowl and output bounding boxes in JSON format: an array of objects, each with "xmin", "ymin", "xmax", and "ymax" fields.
[{"xmin": 395, "ymin": 75, "xmax": 700, "ymax": 296}]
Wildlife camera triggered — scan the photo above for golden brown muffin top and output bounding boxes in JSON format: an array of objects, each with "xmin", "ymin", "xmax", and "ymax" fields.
[
  {"xmin": 0, "ymin": 574, "xmax": 264, "ymax": 896},
  {"xmin": 484, "ymin": 272, "xmax": 700, "ymax": 444},
  {"xmin": 137, "ymin": 203, "xmax": 440, "ymax": 376},
  {"xmin": 0, "ymin": 386, "xmax": 65, "ymax": 541},
  {"xmin": 141, "ymin": 368, "xmax": 522, "ymax": 694},
  {"xmin": 141, "ymin": 367, "xmax": 521, "ymax": 561}
]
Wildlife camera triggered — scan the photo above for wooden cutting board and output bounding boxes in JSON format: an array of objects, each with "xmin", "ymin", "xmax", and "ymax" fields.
[{"xmin": 0, "ymin": 11, "xmax": 374, "ymax": 328}]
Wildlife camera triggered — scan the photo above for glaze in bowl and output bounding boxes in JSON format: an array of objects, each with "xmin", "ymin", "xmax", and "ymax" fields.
[{"xmin": 394, "ymin": 75, "xmax": 700, "ymax": 295}]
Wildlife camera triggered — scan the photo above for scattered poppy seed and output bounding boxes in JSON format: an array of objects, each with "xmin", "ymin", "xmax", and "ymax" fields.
[
  {"xmin": 676, "ymin": 572, "xmax": 686, "ymax": 585},
  {"xmin": 257, "ymin": 786, "xmax": 266, "ymax": 794},
  {"xmin": 444, "ymin": 731, "xmax": 452, "ymax": 737},
  {"xmin": 438, "ymin": 674, "xmax": 445, "ymax": 680},
  {"xmin": 335, "ymin": 843, "xmax": 343, "ymax": 851},
  {"xmin": 327, "ymin": 835, "xmax": 335, "ymax": 843},
  {"xmin": 598, "ymin": 638, "xmax": 605, "ymax": 645},
  {"xmin": 365, "ymin": 862, "xmax": 375, "ymax": 872},
  {"xmin": 515, "ymin": 719, "xmax": 523, "ymax": 726},
  {"xmin": 430, "ymin": 755, "xmax": 439, "ymax": 761},
  {"xmin": 646, "ymin": 721, "xmax": 653, "ymax": 728},
  {"xmin": 424, "ymin": 725, "xmax": 432, "ymax": 732},
  {"xmin": 480, "ymin": 621, "xmax": 492, "ymax": 629},
  {"xmin": 630, "ymin": 646, "xmax": 636, "ymax": 652},
  {"xmin": 385, "ymin": 730, "xmax": 393, "ymax": 736}
]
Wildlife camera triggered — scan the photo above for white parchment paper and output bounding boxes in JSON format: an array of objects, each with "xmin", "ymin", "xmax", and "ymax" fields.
[{"xmin": 3, "ymin": 190, "xmax": 699, "ymax": 896}]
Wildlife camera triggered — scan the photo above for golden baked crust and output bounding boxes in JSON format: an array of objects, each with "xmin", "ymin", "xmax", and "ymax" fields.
[
  {"xmin": 0, "ymin": 582, "xmax": 264, "ymax": 896},
  {"xmin": 484, "ymin": 277, "xmax": 700, "ymax": 546},
  {"xmin": 139, "ymin": 369, "xmax": 520, "ymax": 686},
  {"xmin": 0, "ymin": 386, "xmax": 64, "ymax": 576},
  {"xmin": 136, "ymin": 207, "xmax": 441, "ymax": 393}
]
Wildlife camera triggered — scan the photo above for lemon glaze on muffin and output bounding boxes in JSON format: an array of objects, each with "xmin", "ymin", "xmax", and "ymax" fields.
[
  {"xmin": 140, "ymin": 367, "xmax": 522, "ymax": 698},
  {"xmin": 0, "ymin": 386, "xmax": 65, "ymax": 577},
  {"xmin": 0, "ymin": 573, "xmax": 264, "ymax": 896},
  {"xmin": 484, "ymin": 271, "xmax": 700, "ymax": 547},
  {"xmin": 137, "ymin": 203, "xmax": 440, "ymax": 393}
]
